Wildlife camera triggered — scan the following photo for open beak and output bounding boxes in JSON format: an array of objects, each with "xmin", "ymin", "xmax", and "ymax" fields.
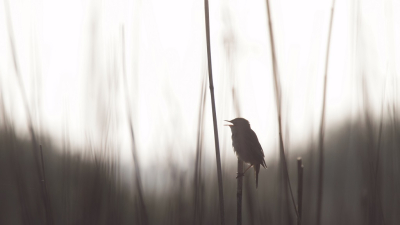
[{"xmin": 224, "ymin": 120, "xmax": 233, "ymax": 126}]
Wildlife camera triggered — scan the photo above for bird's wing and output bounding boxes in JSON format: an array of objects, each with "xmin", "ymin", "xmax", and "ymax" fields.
[
  {"xmin": 247, "ymin": 129, "xmax": 267, "ymax": 168},
  {"xmin": 247, "ymin": 129, "xmax": 264, "ymax": 156}
]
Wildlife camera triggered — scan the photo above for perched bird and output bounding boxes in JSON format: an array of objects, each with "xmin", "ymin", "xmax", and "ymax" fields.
[{"xmin": 225, "ymin": 118, "xmax": 267, "ymax": 188}]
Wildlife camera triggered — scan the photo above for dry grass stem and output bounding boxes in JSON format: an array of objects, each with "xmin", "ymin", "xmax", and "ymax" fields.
[{"xmin": 204, "ymin": 0, "xmax": 226, "ymax": 223}]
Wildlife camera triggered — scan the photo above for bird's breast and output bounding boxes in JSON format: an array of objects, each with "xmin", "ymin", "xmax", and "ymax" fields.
[{"xmin": 231, "ymin": 131, "xmax": 253, "ymax": 164}]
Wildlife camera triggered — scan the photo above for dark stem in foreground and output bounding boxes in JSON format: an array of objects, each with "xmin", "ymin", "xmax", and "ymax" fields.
[
  {"xmin": 237, "ymin": 159, "xmax": 243, "ymax": 225},
  {"xmin": 204, "ymin": 1, "xmax": 225, "ymax": 224},
  {"xmin": 316, "ymin": 1, "xmax": 335, "ymax": 225},
  {"xmin": 266, "ymin": 0, "xmax": 299, "ymax": 218},
  {"xmin": 297, "ymin": 157, "xmax": 304, "ymax": 225}
]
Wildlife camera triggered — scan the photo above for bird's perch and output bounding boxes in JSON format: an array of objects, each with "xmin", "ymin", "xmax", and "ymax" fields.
[{"xmin": 237, "ymin": 159, "xmax": 243, "ymax": 225}]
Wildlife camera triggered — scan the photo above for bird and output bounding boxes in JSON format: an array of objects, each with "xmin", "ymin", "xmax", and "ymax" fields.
[{"xmin": 225, "ymin": 118, "xmax": 267, "ymax": 188}]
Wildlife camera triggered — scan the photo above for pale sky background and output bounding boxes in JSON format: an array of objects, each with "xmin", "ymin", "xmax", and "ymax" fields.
[{"xmin": 0, "ymin": 0, "xmax": 399, "ymax": 179}]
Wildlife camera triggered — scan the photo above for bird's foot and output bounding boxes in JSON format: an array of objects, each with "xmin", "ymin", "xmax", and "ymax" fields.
[{"xmin": 236, "ymin": 172, "xmax": 244, "ymax": 179}]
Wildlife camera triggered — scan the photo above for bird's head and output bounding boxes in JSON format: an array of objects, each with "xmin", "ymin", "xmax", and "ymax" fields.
[{"xmin": 224, "ymin": 118, "xmax": 251, "ymax": 131}]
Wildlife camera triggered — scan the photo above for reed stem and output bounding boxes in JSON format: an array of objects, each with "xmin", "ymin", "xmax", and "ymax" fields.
[
  {"xmin": 204, "ymin": 0, "xmax": 225, "ymax": 224},
  {"xmin": 237, "ymin": 159, "xmax": 243, "ymax": 225},
  {"xmin": 297, "ymin": 157, "xmax": 303, "ymax": 225}
]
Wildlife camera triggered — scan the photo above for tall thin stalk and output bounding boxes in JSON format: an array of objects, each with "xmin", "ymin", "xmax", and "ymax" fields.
[
  {"xmin": 297, "ymin": 158, "xmax": 304, "ymax": 225},
  {"xmin": 204, "ymin": 1, "xmax": 225, "ymax": 224},
  {"xmin": 266, "ymin": 0, "xmax": 299, "ymax": 219},
  {"xmin": 316, "ymin": 1, "xmax": 335, "ymax": 225},
  {"xmin": 237, "ymin": 159, "xmax": 243, "ymax": 225}
]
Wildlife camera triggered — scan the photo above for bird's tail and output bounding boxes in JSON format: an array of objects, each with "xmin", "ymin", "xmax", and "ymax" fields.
[
  {"xmin": 261, "ymin": 158, "xmax": 267, "ymax": 169},
  {"xmin": 255, "ymin": 164, "xmax": 261, "ymax": 189}
]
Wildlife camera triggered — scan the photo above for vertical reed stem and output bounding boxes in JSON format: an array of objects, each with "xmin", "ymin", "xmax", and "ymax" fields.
[
  {"xmin": 237, "ymin": 159, "xmax": 243, "ymax": 225},
  {"xmin": 297, "ymin": 157, "xmax": 303, "ymax": 225},
  {"xmin": 204, "ymin": 0, "xmax": 225, "ymax": 224}
]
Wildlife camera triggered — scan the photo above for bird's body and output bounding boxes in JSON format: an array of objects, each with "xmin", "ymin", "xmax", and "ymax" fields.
[{"xmin": 226, "ymin": 118, "xmax": 267, "ymax": 188}]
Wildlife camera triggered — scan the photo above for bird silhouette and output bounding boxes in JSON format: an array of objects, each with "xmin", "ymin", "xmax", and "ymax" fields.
[{"xmin": 225, "ymin": 118, "xmax": 267, "ymax": 188}]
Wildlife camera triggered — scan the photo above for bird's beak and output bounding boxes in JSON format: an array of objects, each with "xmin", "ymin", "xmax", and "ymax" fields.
[{"xmin": 224, "ymin": 120, "xmax": 233, "ymax": 126}]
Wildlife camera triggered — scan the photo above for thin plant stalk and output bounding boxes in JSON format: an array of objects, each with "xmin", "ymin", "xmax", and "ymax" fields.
[
  {"xmin": 266, "ymin": 0, "xmax": 299, "ymax": 218},
  {"xmin": 316, "ymin": 1, "xmax": 335, "ymax": 224},
  {"xmin": 204, "ymin": 0, "xmax": 225, "ymax": 224},
  {"xmin": 297, "ymin": 157, "xmax": 304, "ymax": 225},
  {"xmin": 237, "ymin": 159, "xmax": 243, "ymax": 225}
]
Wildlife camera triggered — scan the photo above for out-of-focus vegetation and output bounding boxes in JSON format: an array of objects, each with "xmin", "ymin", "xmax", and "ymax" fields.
[
  {"xmin": 0, "ymin": 127, "xmax": 136, "ymax": 225},
  {"xmin": 1, "ymin": 110, "xmax": 399, "ymax": 225}
]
